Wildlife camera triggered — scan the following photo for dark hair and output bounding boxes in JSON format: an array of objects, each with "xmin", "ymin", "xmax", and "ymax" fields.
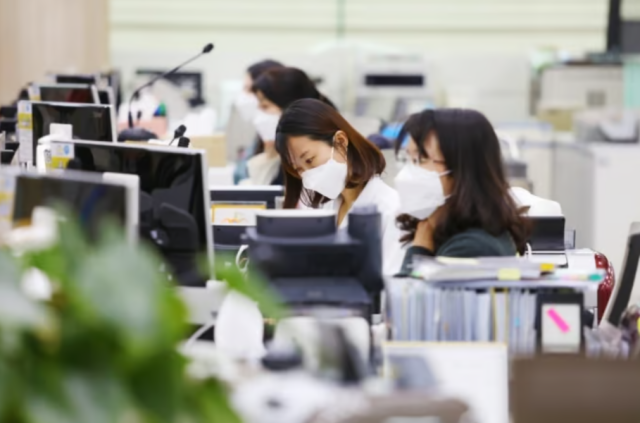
[
  {"xmin": 275, "ymin": 99, "xmax": 385, "ymax": 208},
  {"xmin": 396, "ymin": 109, "xmax": 529, "ymax": 253},
  {"xmin": 252, "ymin": 67, "xmax": 336, "ymax": 111},
  {"xmin": 247, "ymin": 59, "xmax": 284, "ymax": 81}
]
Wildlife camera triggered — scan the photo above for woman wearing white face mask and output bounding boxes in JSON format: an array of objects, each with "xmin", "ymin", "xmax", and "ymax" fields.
[
  {"xmin": 233, "ymin": 60, "xmax": 284, "ymax": 184},
  {"xmin": 239, "ymin": 67, "xmax": 336, "ymax": 186},
  {"xmin": 275, "ymin": 98, "xmax": 405, "ymax": 275},
  {"xmin": 394, "ymin": 109, "xmax": 530, "ymax": 275}
]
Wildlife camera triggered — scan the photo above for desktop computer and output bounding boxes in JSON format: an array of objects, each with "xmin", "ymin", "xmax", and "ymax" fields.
[
  {"xmin": 48, "ymin": 139, "xmax": 211, "ymax": 286},
  {"xmin": 29, "ymin": 101, "xmax": 115, "ymax": 165},
  {"xmin": 30, "ymin": 83, "xmax": 99, "ymax": 104},
  {"xmin": 209, "ymin": 186, "xmax": 284, "ymax": 252},
  {"xmin": 10, "ymin": 170, "xmax": 137, "ymax": 243},
  {"xmin": 135, "ymin": 69, "xmax": 204, "ymax": 107}
]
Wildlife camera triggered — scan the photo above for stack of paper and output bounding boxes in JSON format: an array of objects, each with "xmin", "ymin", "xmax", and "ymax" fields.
[
  {"xmin": 386, "ymin": 277, "xmax": 592, "ymax": 355},
  {"xmin": 411, "ymin": 256, "xmax": 550, "ymax": 282}
]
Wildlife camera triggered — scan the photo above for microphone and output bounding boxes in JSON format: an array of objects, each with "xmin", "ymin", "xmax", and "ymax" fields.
[
  {"xmin": 170, "ymin": 124, "xmax": 187, "ymax": 146},
  {"xmin": 121, "ymin": 43, "xmax": 214, "ymax": 141}
]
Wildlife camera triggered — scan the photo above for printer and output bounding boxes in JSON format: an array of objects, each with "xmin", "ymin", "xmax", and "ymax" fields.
[
  {"xmin": 574, "ymin": 109, "xmax": 640, "ymax": 143},
  {"xmin": 243, "ymin": 207, "xmax": 384, "ymax": 319}
]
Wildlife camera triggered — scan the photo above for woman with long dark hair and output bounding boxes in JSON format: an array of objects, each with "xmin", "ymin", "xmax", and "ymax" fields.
[
  {"xmin": 275, "ymin": 98, "xmax": 405, "ymax": 275},
  {"xmin": 240, "ymin": 67, "xmax": 335, "ymax": 186},
  {"xmin": 394, "ymin": 109, "xmax": 530, "ymax": 274}
]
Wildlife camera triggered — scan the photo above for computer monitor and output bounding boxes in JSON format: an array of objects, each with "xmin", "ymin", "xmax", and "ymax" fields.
[
  {"xmin": 49, "ymin": 139, "xmax": 212, "ymax": 286},
  {"xmin": 209, "ymin": 186, "xmax": 284, "ymax": 251},
  {"xmin": 11, "ymin": 170, "xmax": 137, "ymax": 244},
  {"xmin": 32, "ymin": 84, "xmax": 99, "ymax": 104},
  {"xmin": 31, "ymin": 101, "xmax": 116, "ymax": 165},
  {"xmin": 136, "ymin": 69, "xmax": 204, "ymax": 107},
  {"xmin": 602, "ymin": 222, "xmax": 640, "ymax": 325},
  {"xmin": 100, "ymin": 70, "xmax": 123, "ymax": 110},
  {"xmin": 97, "ymin": 87, "xmax": 114, "ymax": 106},
  {"xmin": 55, "ymin": 74, "xmax": 98, "ymax": 85}
]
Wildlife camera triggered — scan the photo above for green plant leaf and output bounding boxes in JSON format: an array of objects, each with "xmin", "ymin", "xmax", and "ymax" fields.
[
  {"xmin": 127, "ymin": 349, "xmax": 185, "ymax": 422},
  {"xmin": 71, "ymin": 239, "xmax": 184, "ymax": 358}
]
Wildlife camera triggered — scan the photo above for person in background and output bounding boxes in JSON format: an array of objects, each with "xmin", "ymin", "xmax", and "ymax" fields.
[
  {"xmin": 233, "ymin": 60, "xmax": 284, "ymax": 184},
  {"xmin": 275, "ymin": 98, "xmax": 405, "ymax": 275},
  {"xmin": 394, "ymin": 109, "xmax": 530, "ymax": 275},
  {"xmin": 240, "ymin": 67, "xmax": 336, "ymax": 186}
]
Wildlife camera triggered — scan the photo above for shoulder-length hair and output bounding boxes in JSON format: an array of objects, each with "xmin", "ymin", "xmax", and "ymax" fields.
[
  {"xmin": 275, "ymin": 98, "xmax": 385, "ymax": 208},
  {"xmin": 397, "ymin": 109, "xmax": 529, "ymax": 253}
]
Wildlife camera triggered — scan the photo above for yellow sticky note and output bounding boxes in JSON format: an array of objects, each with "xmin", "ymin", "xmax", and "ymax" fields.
[
  {"xmin": 498, "ymin": 268, "xmax": 521, "ymax": 280},
  {"xmin": 540, "ymin": 263, "xmax": 555, "ymax": 272}
]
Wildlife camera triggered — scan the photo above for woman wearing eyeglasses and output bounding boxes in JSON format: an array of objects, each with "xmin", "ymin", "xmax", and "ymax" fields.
[{"xmin": 394, "ymin": 109, "xmax": 530, "ymax": 275}]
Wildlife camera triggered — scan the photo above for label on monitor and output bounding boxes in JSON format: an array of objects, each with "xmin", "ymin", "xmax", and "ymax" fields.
[
  {"xmin": 17, "ymin": 101, "xmax": 33, "ymax": 164},
  {"xmin": 210, "ymin": 202, "xmax": 266, "ymax": 226},
  {"xmin": 27, "ymin": 85, "xmax": 41, "ymax": 102},
  {"xmin": 48, "ymin": 142, "xmax": 75, "ymax": 170},
  {"xmin": 0, "ymin": 172, "xmax": 16, "ymax": 238}
]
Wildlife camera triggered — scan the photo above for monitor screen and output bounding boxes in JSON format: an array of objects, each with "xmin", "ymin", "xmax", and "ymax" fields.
[
  {"xmin": 50, "ymin": 140, "xmax": 210, "ymax": 285},
  {"xmin": 12, "ymin": 173, "xmax": 127, "ymax": 243},
  {"xmin": 31, "ymin": 102, "xmax": 115, "ymax": 165},
  {"xmin": 136, "ymin": 69, "xmax": 203, "ymax": 107},
  {"xmin": 97, "ymin": 89, "xmax": 112, "ymax": 106},
  {"xmin": 37, "ymin": 84, "xmax": 96, "ymax": 104},
  {"xmin": 55, "ymin": 74, "xmax": 98, "ymax": 85}
]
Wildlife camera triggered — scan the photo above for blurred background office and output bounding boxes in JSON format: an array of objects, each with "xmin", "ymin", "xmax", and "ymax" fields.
[{"xmin": 2, "ymin": 0, "xmax": 640, "ymax": 301}]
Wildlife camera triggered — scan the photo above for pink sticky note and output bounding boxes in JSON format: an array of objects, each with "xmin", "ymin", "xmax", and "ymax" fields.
[{"xmin": 547, "ymin": 308, "xmax": 570, "ymax": 333}]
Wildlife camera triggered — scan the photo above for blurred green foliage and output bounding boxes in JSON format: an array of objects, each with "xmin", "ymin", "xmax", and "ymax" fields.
[{"xmin": 0, "ymin": 213, "xmax": 280, "ymax": 423}]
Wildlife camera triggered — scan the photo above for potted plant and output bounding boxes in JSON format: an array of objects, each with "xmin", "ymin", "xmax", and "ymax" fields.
[{"xmin": 0, "ymin": 209, "xmax": 281, "ymax": 423}]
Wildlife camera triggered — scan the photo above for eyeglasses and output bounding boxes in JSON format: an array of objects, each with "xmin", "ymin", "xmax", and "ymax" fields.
[{"xmin": 396, "ymin": 151, "xmax": 446, "ymax": 167}]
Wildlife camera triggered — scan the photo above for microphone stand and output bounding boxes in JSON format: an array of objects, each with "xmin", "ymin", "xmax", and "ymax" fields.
[{"xmin": 119, "ymin": 43, "xmax": 214, "ymax": 143}]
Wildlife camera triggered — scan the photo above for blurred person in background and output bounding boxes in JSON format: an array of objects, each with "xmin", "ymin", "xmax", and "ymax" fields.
[
  {"xmin": 239, "ymin": 67, "xmax": 336, "ymax": 186},
  {"xmin": 275, "ymin": 98, "xmax": 405, "ymax": 275},
  {"xmin": 233, "ymin": 59, "xmax": 284, "ymax": 184}
]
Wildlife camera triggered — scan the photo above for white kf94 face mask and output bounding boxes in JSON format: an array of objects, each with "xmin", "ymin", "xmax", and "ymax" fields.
[
  {"xmin": 394, "ymin": 163, "xmax": 450, "ymax": 220},
  {"xmin": 252, "ymin": 110, "xmax": 281, "ymax": 142},
  {"xmin": 234, "ymin": 91, "xmax": 259, "ymax": 122},
  {"xmin": 301, "ymin": 146, "xmax": 348, "ymax": 200}
]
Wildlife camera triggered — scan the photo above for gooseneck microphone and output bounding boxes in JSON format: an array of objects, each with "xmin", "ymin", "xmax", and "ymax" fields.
[
  {"xmin": 119, "ymin": 43, "xmax": 214, "ymax": 142},
  {"xmin": 169, "ymin": 124, "xmax": 187, "ymax": 146}
]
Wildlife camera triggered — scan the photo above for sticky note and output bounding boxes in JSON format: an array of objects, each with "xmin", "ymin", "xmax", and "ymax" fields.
[{"xmin": 497, "ymin": 268, "xmax": 521, "ymax": 280}]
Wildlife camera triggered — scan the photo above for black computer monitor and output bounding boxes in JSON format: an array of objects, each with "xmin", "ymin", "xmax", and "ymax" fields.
[
  {"xmin": 603, "ymin": 222, "xmax": 640, "ymax": 325},
  {"xmin": 31, "ymin": 101, "xmax": 115, "ymax": 165},
  {"xmin": 33, "ymin": 84, "xmax": 98, "ymax": 104},
  {"xmin": 100, "ymin": 70, "xmax": 122, "ymax": 110},
  {"xmin": 49, "ymin": 139, "xmax": 212, "ymax": 286},
  {"xmin": 209, "ymin": 186, "xmax": 284, "ymax": 250},
  {"xmin": 0, "ymin": 106, "xmax": 17, "ymax": 119},
  {"xmin": 55, "ymin": 74, "xmax": 98, "ymax": 85},
  {"xmin": 136, "ymin": 69, "xmax": 204, "ymax": 107},
  {"xmin": 11, "ymin": 171, "xmax": 132, "ymax": 243},
  {"xmin": 528, "ymin": 217, "xmax": 566, "ymax": 252},
  {"xmin": 97, "ymin": 87, "xmax": 114, "ymax": 106}
]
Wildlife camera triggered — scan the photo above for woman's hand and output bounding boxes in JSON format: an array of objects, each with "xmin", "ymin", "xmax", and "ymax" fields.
[{"xmin": 413, "ymin": 218, "xmax": 435, "ymax": 252}]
